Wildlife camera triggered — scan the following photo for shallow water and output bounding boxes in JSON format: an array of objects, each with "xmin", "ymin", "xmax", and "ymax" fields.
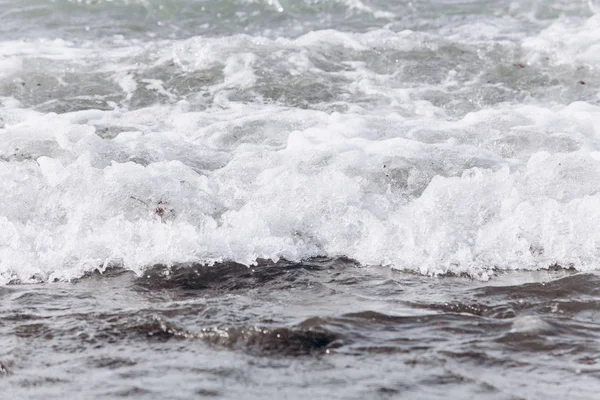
[
  {"xmin": 3, "ymin": 261, "xmax": 600, "ymax": 399},
  {"xmin": 2, "ymin": 0, "xmax": 600, "ymax": 398}
]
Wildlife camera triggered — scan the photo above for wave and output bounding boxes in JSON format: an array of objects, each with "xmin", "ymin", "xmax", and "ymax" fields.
[{"xmin": 1, "ymin": 11, "xmax": 599, "ymax": 282}]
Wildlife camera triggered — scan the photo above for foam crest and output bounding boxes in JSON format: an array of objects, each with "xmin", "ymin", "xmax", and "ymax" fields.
[
  {"xmin": 2, "ymin": 5, "xmax": 600, "ymax": 282},
  {"xmin": 523, "ymin": 14, "xmax": 600, "ymax": 66},
  {"xmin": 1, "ymin": 97, "xmax": 600, "ymax": 282}
]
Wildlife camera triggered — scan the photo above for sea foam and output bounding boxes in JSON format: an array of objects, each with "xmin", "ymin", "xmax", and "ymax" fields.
[{"xmin": 1, "ymin": 9, "xmax": 600, "ymax": 282}]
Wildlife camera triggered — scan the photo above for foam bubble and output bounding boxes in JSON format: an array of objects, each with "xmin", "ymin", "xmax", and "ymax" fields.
[
  {"xmin": 2, "ymin": 7, "xmax": 600, "ymax": 282},
  {"xmin": 523, "ymin": 14, "xmax": 600, "ymax": 66}
]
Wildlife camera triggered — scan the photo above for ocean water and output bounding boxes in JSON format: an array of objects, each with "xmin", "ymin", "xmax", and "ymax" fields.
[{"xmin": 1, "ymin": 0, "xmax": 600, "ymax": 398}]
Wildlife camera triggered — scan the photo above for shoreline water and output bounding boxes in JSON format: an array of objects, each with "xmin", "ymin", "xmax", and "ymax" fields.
[{"xmin": 2, "ymin": 260, "xmax": 598, "ymax": 399}]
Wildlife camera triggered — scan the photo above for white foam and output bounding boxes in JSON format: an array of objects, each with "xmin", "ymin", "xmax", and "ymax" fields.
[
  {"xmin": 2, "ymin": 11, "xmax": 600, "ymax": 282},
  {"xmin": 1, "ymin": 97, "xmax": 600, "ymax": 282},
  {"xmin": 523, "ymin": 14, "xmax": 600, "ymax": 66}
]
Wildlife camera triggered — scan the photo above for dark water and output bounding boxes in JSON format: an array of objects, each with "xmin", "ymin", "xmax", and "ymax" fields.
[{"xmin": 2, "ymin": 259, "xmax": 600, "ymax": 399}]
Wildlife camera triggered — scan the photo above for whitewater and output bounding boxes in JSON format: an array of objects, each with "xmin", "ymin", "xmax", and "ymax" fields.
[{"xmin": 2, "ymin": 0, "xmax": 600, "ymax": 283}]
